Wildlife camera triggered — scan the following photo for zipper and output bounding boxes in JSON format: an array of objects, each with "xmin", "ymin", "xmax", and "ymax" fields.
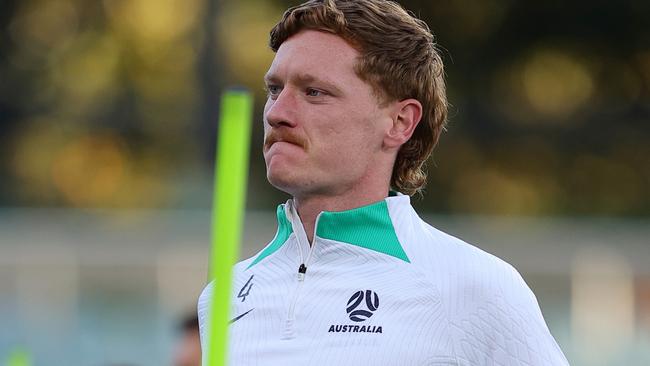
[{"xmin": 281, "ymin": 201, "xmax": 319, "ymax": 339}]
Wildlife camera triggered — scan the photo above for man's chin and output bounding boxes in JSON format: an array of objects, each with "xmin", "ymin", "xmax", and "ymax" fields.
[{"xmin": 267, "ymin": 172, "xmax": 295, "ymax": 192}]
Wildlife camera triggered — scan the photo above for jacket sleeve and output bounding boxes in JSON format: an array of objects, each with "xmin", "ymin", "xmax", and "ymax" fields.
[
  {"xmin": 449, "ymin": 262, "xmax": 569, "ymax": 365},
  {"xmin": 197, "ymin": 280, "xmax": 215, "ymax": 353}
]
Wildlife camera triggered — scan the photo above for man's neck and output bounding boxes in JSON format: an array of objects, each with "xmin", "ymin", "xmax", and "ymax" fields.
[{"xmin": 292, "ymin": 186, "xmax": 390, "ymax": 244}]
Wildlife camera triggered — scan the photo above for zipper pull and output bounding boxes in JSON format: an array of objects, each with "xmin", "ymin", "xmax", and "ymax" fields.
[
  {"xmin": 297, "ymin": 263, "xmax": 307, "ymax": 281},
  {"xmin": 282, "ymin": 319, "xmax": 295, "ymax": 339}
]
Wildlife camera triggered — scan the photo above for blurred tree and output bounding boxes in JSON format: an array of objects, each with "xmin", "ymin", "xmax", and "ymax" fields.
[{"xmin": 0, "ymin": 0, "xmax": 648, "ymax": 215}]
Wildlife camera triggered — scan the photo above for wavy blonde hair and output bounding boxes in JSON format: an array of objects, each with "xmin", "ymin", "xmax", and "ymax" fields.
[{"xmin": 269, "ymin": 0, "xmax": 448, "ymax": 195}]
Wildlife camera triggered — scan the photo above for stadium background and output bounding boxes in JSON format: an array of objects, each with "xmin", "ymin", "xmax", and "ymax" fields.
[{"xmin": 0, "ymin": 0, "xmax": 649, "ymax": 364}]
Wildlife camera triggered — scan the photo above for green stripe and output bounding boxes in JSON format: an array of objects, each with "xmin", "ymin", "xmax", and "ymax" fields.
[
  {"xmin": 246, "ymin": 205, "xmax": 293, "ymax": 269},
  {"xmin": 316, "ymin": 200, "xmax": 410, "ymax": 263}
]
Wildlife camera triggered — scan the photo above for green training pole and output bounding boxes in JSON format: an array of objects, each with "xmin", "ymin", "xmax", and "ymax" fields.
[
  {"xmin": 5, "ymin": 348, "xmax": 31, "ymax": 366},
  {"xmin": 205, "ymin": 89, "xmax": 253, "ymax": 366}
]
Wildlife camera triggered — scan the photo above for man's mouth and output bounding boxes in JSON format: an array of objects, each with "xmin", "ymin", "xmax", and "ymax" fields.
[{"xmin": 264, "ymin": 134, "xmax": 304, "ymax": 151}]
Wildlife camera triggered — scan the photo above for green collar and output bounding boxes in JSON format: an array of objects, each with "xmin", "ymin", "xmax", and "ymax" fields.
[{"xmin": 247, "ymin": 198, "xmax": 410, "ymax": 269}]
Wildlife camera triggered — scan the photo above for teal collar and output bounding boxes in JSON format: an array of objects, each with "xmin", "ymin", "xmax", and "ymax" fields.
[{"xmin": 247, "ymin": 196, "xmax": 410, "ymax": 269}]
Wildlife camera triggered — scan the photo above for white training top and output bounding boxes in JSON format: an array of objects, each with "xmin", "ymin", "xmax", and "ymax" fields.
[{"xmin": 198, "ymin": 194, "xmax": 569, "ymax": 365}]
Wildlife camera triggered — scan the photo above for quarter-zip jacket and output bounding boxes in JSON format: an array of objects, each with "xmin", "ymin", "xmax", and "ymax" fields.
[{"xmin": 198, "ymin": 194, "xmax": 569, "ymax": 365}]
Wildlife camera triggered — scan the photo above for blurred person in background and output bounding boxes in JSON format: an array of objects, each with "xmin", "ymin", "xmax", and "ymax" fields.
[
  {"xmin": 198, "ymin": 0, "xmax": 568, "ymax": 365},
  {"xmin": 173, "ymin": 315, "xmax": 201, "ymax": 366}
]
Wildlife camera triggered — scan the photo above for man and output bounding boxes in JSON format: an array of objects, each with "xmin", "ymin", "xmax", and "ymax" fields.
[
  {"xmin": 173, "ymin": 315, "xmax": 202, "ymax": 366},
  {"xmin": 198, "ymin": 0, "xmax": 569, "ymax": 365}
]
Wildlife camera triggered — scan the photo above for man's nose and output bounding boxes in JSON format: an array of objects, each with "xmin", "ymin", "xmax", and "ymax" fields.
[{"xmin": 265, "ymin": 89, "xmax": 297, "ymax": 128}]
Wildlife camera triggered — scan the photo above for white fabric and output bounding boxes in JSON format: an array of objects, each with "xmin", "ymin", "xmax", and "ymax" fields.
[{"xmin": 198, "ymin": 195, "xmax": 569, "ymax": 365}]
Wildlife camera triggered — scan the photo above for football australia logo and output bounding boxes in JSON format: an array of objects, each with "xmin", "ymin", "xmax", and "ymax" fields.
[
  {"xmin": 328, "ymin": 290, "xmax": 382, "ymax": 334},
  {"xmin": 347, "ymin": 290, "xmax": 379, "ymax": 321}
]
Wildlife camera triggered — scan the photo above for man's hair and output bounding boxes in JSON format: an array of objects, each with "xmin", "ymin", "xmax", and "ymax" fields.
[
  {"xmin": 269, "ymin": 0, "xmax": 448, "ymax": 196},
  {"xmin": 178, "ymin": 314, "xmax": 199, "ymax": 333}
]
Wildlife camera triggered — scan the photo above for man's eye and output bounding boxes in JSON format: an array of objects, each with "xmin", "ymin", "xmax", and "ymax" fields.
[
  {"xmin": 266, "ymin": 85, "xmax": 281, "ymax": 97},
  {"xmin": 306, "ymin": 88, "xmax": 324, "ymax": 97}
]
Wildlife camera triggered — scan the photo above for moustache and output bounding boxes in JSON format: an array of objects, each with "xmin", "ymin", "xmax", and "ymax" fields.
[{"xmin": 264, "ymin": 131, "xmax": 306, "ymax": 150}]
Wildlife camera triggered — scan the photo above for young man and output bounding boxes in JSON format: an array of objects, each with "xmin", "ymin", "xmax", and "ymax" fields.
[
  {"xmin": 198, "ymin": 0, "xmax": 569, "ymax": 365},
  {"xmin": 173, "ymin": 315, "xmax": 202, "ymax": 366}
]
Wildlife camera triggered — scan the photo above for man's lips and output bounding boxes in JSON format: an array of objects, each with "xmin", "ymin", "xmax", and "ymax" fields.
[
  {"xmin": 264, "ymin": 134, "xmax": 305, "ymax": 151},
  {"xmin": 265, "ymin": 141, "xmax": 303, "ymax": 156}
]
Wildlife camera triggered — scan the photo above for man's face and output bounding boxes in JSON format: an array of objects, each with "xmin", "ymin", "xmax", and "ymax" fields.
[
  {"xmin": 172, "ymin": 328, "xmax": 201, "ymax": 366},
  {"xmin": 263, "ymin": 30, "xmax": 393, "ymax": 198}
]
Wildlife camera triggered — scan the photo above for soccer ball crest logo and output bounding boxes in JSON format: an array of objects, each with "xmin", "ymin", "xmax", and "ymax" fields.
[{"xmin": 346, "ymin": 290, "xmax": 379, "ymax": 322}]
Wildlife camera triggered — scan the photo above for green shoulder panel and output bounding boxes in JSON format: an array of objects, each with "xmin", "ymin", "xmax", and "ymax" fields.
[
  {"xmin": 246, "ymin": 205, "xmax": 293, "ymax": 270},
  {"xmin": 316, "ymin": 200, "xmax": 410, "ymax": 263}
]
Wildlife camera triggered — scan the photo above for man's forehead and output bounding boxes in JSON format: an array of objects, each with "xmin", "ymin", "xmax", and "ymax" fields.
[
  {"xmin": 280, "ymin": 29, "xmax": 357, "ymax": 52},
  {"xmin": 271, "ymin": 31, "xmax": 358, "ymax": 67},
  {"xmin": 266, "ymin": 36, "xmax": 359, "ymax": 84}
]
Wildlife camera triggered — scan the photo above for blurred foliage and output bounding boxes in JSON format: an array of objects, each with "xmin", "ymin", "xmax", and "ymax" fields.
[{"xmin": 0, "ymin": 0, "xmax": 648, "ymax": 215}]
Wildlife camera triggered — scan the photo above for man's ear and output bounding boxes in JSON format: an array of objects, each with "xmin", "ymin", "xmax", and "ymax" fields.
[{"xmin": 384, "ymin": 98, "xmax": 423, "ymax": 149}]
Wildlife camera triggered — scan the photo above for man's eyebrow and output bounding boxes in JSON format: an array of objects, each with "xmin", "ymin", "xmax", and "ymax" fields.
[
  {"xmin": 264, "ymin": 72, "xmax": 344, "ymax": 95},
  {"xmin": 294, "ymin": 73, "xmax": 343, "ymax": 95},
  {"xmin": 264, "ymin": 73, "xmax": 281, "ymax": 84}
]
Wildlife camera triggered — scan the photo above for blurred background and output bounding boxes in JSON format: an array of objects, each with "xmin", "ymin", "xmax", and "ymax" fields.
[{"xmin": 0, "ymin": 0, "xmax": 649, "ymax": 365}]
